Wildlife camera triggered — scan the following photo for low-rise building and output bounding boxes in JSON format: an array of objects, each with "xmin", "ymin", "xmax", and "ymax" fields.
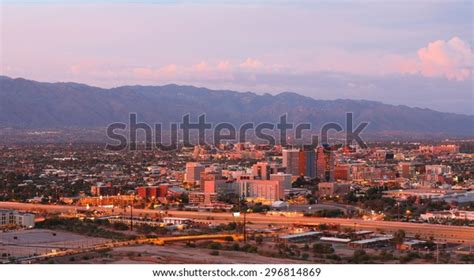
[
  {"xmin": 0, "ymin": 209, "xmax": 35, "ymax": 228},
  {"xmin": 318, "ymin": 182, "xmax": 351, "ymax": 196},
  {"xmin": 136, "ymin": 185, "xmax": 169, "ymax": 200},
  {"xmin": 349, "ymin": 235, "xmax": 393, "ymax": 248},
  {"xmin": 162, "ymin": 217, "xmax": 193, "ymax": 225},
  {"xmin": 238, "ymin": 179, "xmax": 285, "ymax": 203},
  {"xmin": 188, "ymin": 191, "xmax": 217, "ymax": 205},
  {"xmin": 279, "ymin": 231, "xmax": 322, "ymax": 243},
  {"xmin": 91, "ymin": 183, "xmax": 120, "ymax": 196},
  {"xmin": 420, "ymin": 210, "xmax": 474, "ymax": 221}
]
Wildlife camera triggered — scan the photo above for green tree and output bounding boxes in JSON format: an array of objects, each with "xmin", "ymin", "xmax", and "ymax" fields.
[{"xmin": 393, "ymin": 229, "xmax": 406, "ymax": 245}]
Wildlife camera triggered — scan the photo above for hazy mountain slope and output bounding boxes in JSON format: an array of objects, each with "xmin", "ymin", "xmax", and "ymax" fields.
[{"xmin": 0, "ymin": 76, "xmax": 472, "ymax": 135}]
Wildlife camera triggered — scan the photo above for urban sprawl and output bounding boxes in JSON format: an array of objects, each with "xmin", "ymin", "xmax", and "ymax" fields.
[{"xmin": 0, "ymin": 141, "xmax": 473, "ymax": 264}]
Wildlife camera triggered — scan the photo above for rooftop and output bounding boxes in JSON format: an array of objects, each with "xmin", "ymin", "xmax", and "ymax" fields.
[{"xmin": 280, "ymin": 231, "xmax": 322, "ymax": 239}]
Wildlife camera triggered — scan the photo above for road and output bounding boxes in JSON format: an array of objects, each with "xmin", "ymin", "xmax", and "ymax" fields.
[{"xmin": 1, "ymin": 201, "xmax": 473, "ymax": 244}]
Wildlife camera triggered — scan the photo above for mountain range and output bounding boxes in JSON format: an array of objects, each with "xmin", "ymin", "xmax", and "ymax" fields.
[{"xmin": 0, "ymin": 76, "xmax": 472, "ymax": 136}]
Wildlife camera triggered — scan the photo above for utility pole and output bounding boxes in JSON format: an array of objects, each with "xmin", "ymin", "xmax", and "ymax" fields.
[
  {"xmin": 130, "ymin": 199, "xmax": 133, "ymax": 231},
  {"xmin": 397, "ymin": 202, "xmax": 400, "ymax": 221},
  {"xmin": 236, "ymin": 193, "xmax": 248, "ymax": 243},
  {"xmin": 243, "ymin": 210, "xmax": 247, "ymax": 243},
  {"xmin": 436, "ymin": 243, "xmax": 439, "ymax": 264}
]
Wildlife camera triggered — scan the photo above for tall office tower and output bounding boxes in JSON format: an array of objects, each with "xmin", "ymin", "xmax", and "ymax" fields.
[
  {"xmin": 282, "ymin": 149, "xmax": 300, "ymax": 176},
  {"xmin": 184, "ymin": 162, "xmax": 205, "ymax": 185},
  {"xmin": 298, "ymin": 149, "xmax": 316, "ymax": 178},
  {"xmin": 251, "ymin": 162, "xmax": 271, "ymax": 180},
  {"xmin": 316, "ymin": 146, "xmax": 335, "ymax": 182}
]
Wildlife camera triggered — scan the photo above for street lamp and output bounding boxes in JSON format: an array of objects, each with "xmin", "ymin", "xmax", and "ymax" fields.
[
  {"xmin": 129, "ymin": 199, "xmax": 134, "ymax": 231},
  {"xmin": 406, "ymin": 209, "xmax": 411, "ymax": 222},
  {"xmin": 243, "ymin": 208, "xmax": 251, "ymax": 243},
  {"xmin": 396, "ymin": 202, "xmax": 400, "ymax": 221}
]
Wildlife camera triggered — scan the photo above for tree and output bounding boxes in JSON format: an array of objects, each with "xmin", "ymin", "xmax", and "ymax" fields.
[
  {"xmin": 6, "ymin": 172, "xmax": 16, "ymax": 183},
  {"xmin": 179, "ymin": 193, "xmax": 189, "ymax": 204},
  {"xmin": 393, "ymin": 229, "xmax": 406, "ymax": 245},
  {"xmin": 312, "ymin": 243, "xmax": 334, "ymax": 254},
  {"xmin": 292, "ymin": 176, "xmax": 307, "ymax": 188},
  {"xmin": 351, "ymin": 249, "xmax": 370, "ymax": 263},
  {"xmin": 207, "ymin": 242, "xmax": 223, "ymax": 250},
  {"xmin": 344, "ymin": 191, "xmax": 358, "ymax": 204}
]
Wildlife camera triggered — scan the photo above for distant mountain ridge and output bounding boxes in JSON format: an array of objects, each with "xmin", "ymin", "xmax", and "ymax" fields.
[{"xmin": 0, "ymin": 76, "xmax": 472, "ymax": 136}]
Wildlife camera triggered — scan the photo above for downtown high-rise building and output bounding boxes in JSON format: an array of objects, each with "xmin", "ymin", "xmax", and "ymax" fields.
[
  {"xmin": 316, "ymin": 146, "xmax": 335, "ymax": 182},
  {"xmin": 282, "ymin": 148, "xmax": 316, "ymax": 178},
  {"xmin": 184, "ymin": 162, "xmax": 205, "ymax": 185},
  {"xmin": 299, "ymin": 149, "xmax": 316, "ymax": 178},
  {"xmin": 282, "ymin": 149, "xmax": 300, "ymax": 176}
]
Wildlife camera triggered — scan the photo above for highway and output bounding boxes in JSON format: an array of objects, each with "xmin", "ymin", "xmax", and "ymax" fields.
[{"xmin": 1, "ymin": 201, "xmax": 473, "ymax": 244}]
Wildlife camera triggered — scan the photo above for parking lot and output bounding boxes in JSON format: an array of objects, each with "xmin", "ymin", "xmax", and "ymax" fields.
[{"xmin": 0, "ymin": 229, "xmax": 108, "ymax": 259}]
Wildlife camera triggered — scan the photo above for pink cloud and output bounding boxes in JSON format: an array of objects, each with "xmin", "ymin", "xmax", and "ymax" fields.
[
  {"xmin": 216, "ymin": 60, "xmax": 231, "ymax": 71},
  {"xmin": 158, "ymin": 64, "xmax": 178, "ymax": 76},
  {"xmin": 394, "ymin": 37, "xmax": 473, "ymax": 81},
  {"xmin": 193, "ymin": 61, "xmax": 209, "ymax": 72},
  {"xmin": 240, "ymin": 58, "xmax": 264, "ymax": 69},
  {"xmin": 132, "ymin": 67, "xmax": 154, "ymax": 78},
  {"xmin": 132, "ymin": 64, "xmax": 178, "ymax": 79},
  {"xmin": 386, "ymin": 54, "xmax": 419, "ymax": 75},
  {"xmin": 70, "ymin": 60, "xmax": 101, "ymax": 75},
  {"xmin": 417, "ymin": 37, "xmax": 472, "ymax": 80}
]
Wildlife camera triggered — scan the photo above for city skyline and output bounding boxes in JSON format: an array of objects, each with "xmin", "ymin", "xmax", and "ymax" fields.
[{"xmin": 0, "ymin": 0, "xmax": 473, "ymax": 271}]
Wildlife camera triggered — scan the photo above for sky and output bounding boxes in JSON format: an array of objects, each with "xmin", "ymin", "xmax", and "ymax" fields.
[{"xmin": 0, "ymin": 1, "xmax": 473, "ymax": 114}]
